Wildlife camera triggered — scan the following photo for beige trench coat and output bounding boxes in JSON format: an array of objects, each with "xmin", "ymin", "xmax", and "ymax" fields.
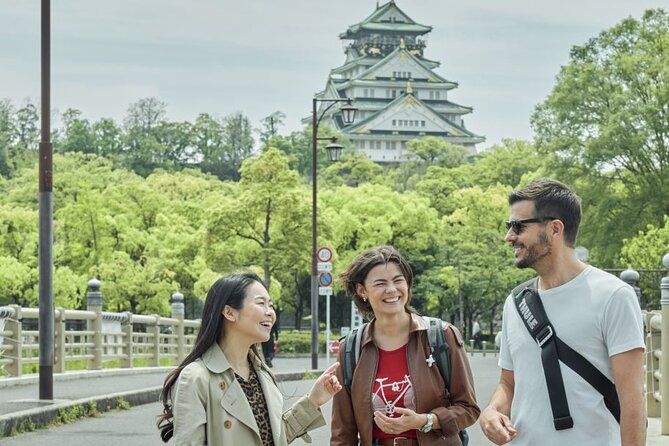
[{"xmin": 172, "ymin": 344, "xmax": 326, "ymax": 445}]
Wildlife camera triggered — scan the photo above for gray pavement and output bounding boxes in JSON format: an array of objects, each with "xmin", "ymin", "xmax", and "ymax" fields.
[
  {"xmin": 0, "ymin": 354, "xmax": 498, "ymax": 445},
  {"xmin": 2, "ymin": 353, "xmax": 668, "ymax": 444},
  {"xmin": 0, "ymin": 356, "xmax": 332, "ymax": 417}
]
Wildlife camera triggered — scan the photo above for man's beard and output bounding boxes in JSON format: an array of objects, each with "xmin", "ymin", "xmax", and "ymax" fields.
[{"xmin": 515, "ymin": 232, "xmax": 552, "ymax": 269}]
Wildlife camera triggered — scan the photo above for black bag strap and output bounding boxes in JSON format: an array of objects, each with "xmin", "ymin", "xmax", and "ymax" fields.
[
  {"xmin": 514, "ymin": 286, "xmax": 574, "ymax": 430},
  {"xmin": 513, "ymin": 280, "xmax": 620, "ymax": 429},
  {"xmin": 342, "ymin": 323, "xmax": 367, "ymax": 390},
  {"xmin": 424, "ymin": 316, "xmax": 451, "ymax": 391}
]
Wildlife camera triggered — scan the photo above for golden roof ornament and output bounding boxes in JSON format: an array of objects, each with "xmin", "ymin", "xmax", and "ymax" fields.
[
  {"xmin": 399, "ymin": 38, "xmax": 406, "ymax": 50},
  {"xmin": 406, "ymin": 80, "xmax": 413, "ymax": 95}
]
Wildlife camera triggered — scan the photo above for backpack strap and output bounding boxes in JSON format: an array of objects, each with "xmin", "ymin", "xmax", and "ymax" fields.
[
  {"xmin": 513, "ymin": 280, "xmax": 621, "ymax": 429},
  {"xmin": 342, "ymin": 322, "xmax": 367, "ymax": 391},
  {"xmin": 423, "ymin": 316, "xmax": 451, "ymax": 392}
]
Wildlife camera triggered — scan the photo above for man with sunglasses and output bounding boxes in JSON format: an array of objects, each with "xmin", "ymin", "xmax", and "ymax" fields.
[{"xmin": 480, "ymin": 178, "xmax": 645, "ymax": 446}]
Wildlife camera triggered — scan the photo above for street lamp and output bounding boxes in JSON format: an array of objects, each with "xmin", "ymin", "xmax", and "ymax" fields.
[{"xmin": 310, "ymin": 97, "xmax": 357, "ymax": 370}]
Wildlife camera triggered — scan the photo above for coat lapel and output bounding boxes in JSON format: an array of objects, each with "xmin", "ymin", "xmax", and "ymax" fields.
[
  {"xmin": 202, "ymin": 344, "xmax": 261, "ymax": 439},
  {"xmin": 257, "ymin": 365, "xmax": 283, "ymax": 446}
]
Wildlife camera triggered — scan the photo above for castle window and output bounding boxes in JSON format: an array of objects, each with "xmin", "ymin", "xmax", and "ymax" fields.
[
  {"xmin": 421, "ymin": 121, "xmax": 426, "ymax": 127},
  {"xmin": 363, "ymin": 88, "xmax": 369, "ymax": 98},
  {"xmin": 435, "ymin": 91, "xmax": 440, "ymax": 99},
  {"xmin": 392, "ymin": 119, "xmax": 396, "ymax": 126},
  {"xmin": 429, "ymin": 91, "xmax": 434, "ymax": 100}
]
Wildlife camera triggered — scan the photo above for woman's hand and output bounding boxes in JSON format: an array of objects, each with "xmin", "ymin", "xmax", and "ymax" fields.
[
  {"xmin": 307, "ymin": 362, "xmax": 342, "ymax": 407},
  {"xmin": 373, "ymin": 407, "xmax": 427, "ymax": 434}
]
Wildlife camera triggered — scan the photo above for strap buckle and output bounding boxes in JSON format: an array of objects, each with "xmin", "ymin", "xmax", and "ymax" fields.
[
  {"xmin": 536, "ymin": 325, "xmax": 553, "ymax": 347},
  {"xmin": 393, "ymin": 437, "xmax": 410, "ymax": 446}
]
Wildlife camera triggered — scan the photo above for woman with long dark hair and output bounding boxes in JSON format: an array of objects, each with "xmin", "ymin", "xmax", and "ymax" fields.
[
  {"xmin": 331, "ymin": 246, "xmax": 479, "ymax": 446},
  {"xmin": 158, "ymin": 272, "xmax": 341, "ymax": 445}
]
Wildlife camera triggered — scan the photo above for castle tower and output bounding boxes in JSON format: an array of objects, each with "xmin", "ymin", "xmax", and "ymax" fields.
[{"xmin": 316, "ymin": 1, "xmax": 484, "ymax": 162}]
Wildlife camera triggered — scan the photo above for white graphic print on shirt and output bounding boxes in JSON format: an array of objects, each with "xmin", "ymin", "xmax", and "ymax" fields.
[{"xmin": 371, "ymin": 374, "xmax": 416, "ymax": 416}]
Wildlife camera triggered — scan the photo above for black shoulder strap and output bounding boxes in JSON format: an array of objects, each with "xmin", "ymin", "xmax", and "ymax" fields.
[
  {"xmin": 513, "ymin": 281, "xmax": 620, "ymax": 430},
  {"xmin": 342, "ymin": 323, "xmax": 367, "ymax": 390},
  {"xmin": 424, "ymin": 316, "xmax": 451, "ymax": 391}
]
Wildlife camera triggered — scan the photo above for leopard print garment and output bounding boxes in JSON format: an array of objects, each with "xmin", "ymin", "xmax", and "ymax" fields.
[{"xmin": 235, "ymin": 364, "xmax": 275, "ymax": 446}]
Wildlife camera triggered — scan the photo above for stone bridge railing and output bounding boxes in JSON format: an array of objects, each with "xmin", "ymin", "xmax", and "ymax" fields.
[
  {"xmin": 643, "ymin": 253, "xmax": 669, "ymax": 433},
  {"xmin": 0, "ymin": 279, "xmax": 201, "ymax": 377}
]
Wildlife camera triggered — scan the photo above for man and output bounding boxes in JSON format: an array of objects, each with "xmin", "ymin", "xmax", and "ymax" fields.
[
  {"xmin": 472, "ymin": 318, "xmax": 482, "ymax": 349},
  {"xmin": 480, "ymin": 178, "xmax": 645, "ymax": 446}
]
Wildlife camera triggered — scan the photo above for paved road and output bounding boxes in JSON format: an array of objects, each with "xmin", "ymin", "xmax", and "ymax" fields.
[
  {"xmin": 0, "ymin": 356, "xmax": 337, "ymax": 416},
  {"xmin": 1, "ymin": 354, "xmax": 500, "ymax": 445}
]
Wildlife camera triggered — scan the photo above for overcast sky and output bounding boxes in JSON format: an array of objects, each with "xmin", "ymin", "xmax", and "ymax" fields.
[{"xmin": 1, "ymin": 0, "xmax": 665, "ymax": 148}]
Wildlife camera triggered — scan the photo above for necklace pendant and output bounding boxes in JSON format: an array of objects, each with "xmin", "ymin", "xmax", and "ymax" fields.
[{"xmin": 426, "ymin": 354, "xmax": 435, "ymax": 367}]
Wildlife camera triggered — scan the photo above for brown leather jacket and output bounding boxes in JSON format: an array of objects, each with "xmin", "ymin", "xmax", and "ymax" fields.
[{"xmin": 331, "ymin": 313, "xmax": 480, "ymax": 446}]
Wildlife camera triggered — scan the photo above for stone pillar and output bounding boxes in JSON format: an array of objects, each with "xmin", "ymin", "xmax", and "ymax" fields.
[
  {"xmin": 660, "ymin": 254, "xmax": 669, "ymax": 434},
  {"xmin": 150, "ymin": 315, "xmax": 161, "ymax": 367},
  {"xmin": 54, "ymin": 308, "xmax": 66, "ymax": 373},
  {"xmin": 171, "ymin": 292, "xmax": 185, "ymax": 362},
  {"xmin": 646, "ymin": 311, "xmax": 661, "ymax": 417},
  {"xmin": 121, "ymin": 311, "xmax": 133, "ymax": 368},
  {"xmin": 620, "ymin": 268, "xmax": 641, "ymax": 304},
  {"xmin": 5, "ymin": 305, "xmax": 22, "ymax": 377},
  {"xmin": 86, "ymin": 279, "xmax": 103, "ymax": 370}
]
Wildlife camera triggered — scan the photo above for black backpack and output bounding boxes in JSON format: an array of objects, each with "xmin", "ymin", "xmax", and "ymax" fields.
[{"xmin": 341, "ymin": 316, "xmax": 469, "ymax": 446}]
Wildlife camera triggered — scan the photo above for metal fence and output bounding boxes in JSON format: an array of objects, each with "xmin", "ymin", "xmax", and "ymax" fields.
[{"xmin": 0, "ymin": 280, "xmax": 200, "ymax": 377}]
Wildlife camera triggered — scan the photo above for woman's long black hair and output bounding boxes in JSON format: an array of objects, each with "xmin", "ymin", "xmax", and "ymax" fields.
[{"xmin": 157, "ymin": 271, "xmax": 264, "ymax": 442}]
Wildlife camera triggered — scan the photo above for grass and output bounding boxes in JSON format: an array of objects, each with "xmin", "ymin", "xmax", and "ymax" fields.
[
  {"xmin": 0, "ymin": 356, "xmax": 175, "ymax": 378},
  {"xmin": 0, "ymin": 397, "xmax": 132, "ymax": 439}
]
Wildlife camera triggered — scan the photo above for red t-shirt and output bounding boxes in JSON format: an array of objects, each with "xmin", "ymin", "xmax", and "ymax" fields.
[{"xmin": 372, "ymin": 343, "xmax": 417, "ymax": 440}]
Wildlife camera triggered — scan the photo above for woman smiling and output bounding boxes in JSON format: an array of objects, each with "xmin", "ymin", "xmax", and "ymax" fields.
[
  {"xmin": 158, "ymin": 272, "xmax": 341, "ymax": 446},
  {"xmin": 331, "ymin": 246, "xmax": 479, "ymax": 446}
]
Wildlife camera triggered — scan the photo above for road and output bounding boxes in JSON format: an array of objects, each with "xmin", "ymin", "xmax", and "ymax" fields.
[{"xmin": 2, "ymin": 354, "xmax": 499, "ymax": 445}]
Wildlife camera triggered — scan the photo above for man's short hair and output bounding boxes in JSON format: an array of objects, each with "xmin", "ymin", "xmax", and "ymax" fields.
[{"xmin": 508, "ymin": 178, "xmax": 582, "ymax": 247}]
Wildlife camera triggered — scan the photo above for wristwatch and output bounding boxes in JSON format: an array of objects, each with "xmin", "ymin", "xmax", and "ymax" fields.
[{"xmin": 419, "ymin": 413, "xmax": 434, "ymax": 433}]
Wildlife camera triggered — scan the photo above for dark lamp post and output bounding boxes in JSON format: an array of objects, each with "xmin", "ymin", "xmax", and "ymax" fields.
[{"xmin": 310, "ymin": 97, "xmax": 356, "ymax": 370}]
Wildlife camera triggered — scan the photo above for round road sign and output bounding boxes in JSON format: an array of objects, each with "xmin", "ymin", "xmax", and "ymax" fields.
[
  {"xmin": 318, "ymin": 272, "xmax": 333, "ymax": 287},
  {"xmin": 317, "ymin": 247, "xmax": 333, "ymax": 262}
]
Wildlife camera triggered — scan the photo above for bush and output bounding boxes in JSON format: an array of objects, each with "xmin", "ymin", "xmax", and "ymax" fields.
[{"xmin": 276, "ymin": 330, "xmax": 341, "ymax": 354}]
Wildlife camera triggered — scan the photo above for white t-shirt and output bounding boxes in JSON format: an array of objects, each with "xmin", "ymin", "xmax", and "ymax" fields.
[{"xmin": 498, "ymin": 266, "xmax": 644, "ymax": 446}]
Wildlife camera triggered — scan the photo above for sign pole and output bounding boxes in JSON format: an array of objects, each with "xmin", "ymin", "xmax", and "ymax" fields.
[{"xmin": 326, "ymin": 292, "xmax": 331, "ymax": 364}]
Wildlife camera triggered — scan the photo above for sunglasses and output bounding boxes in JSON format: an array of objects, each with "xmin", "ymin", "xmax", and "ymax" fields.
[{"xmin": 505, "ymin": 217, "xmax": 557, "ymax": 235}]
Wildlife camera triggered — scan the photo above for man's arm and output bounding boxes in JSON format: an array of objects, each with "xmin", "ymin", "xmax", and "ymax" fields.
[
  {"xmin": 611, "ymin": 348, "xmax": 645, "ymax": 446},
  {"xmin": 480, "ymin": 369, "xmax": 517, "ymax": 445}
]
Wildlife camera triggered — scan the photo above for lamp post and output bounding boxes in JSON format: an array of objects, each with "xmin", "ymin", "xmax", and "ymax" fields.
[
  {"xmin": 39, "ymin": 0, "xmax": 54, "ymax": 400},
  {"xmin": 310, "ymin": 97, "xmax": 356, "ymax": 370}
]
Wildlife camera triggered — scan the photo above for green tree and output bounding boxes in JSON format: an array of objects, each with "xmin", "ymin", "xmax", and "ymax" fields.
[
  {"xmin": 532, "ymin": 9, "xmax": 669, "ymax": 264},
  {"xmin": 406, "ymin": 137, "xmax": 469, "ymax": 168},
  {"xmin": 205, "ymin": 148, "xmax": 311, "ymax": 309},
  {"xmin": 258, "ymin": 111, "xmax": 286, "ymax": 146},
  {"xmin": 59, "ymin": 108, "xmax": 95, "ymax": 154},
  {"xmin": 321, "ymin": 151, "xmax": 386, "ymax": 187}
]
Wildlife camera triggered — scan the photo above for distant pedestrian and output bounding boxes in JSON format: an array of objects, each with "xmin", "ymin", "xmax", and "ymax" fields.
[
  {"xmin": 479, "ymin": 178, "xmax": 645, "ymax": 446},
  {"xmin": 472, "ymin": 319, "xmax": 482, "ymax": 350},
  {"xmin": 158, "ymin": 272, "xmax": 342, "ymax": 446}
]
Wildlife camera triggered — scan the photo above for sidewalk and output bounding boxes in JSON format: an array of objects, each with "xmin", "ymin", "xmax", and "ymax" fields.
[
  {"xmin": 0, "ymin": 355, "xmax": 334, "ymax": 437},
  {"xmin": 649, "ymin": 417, "xmax": 669, "ymax": 445}
]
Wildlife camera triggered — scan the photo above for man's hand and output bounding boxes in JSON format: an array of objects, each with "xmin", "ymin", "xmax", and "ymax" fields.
[{"xmin": 480, "ymin": 405, "xmax": 517, "ymax": 445}]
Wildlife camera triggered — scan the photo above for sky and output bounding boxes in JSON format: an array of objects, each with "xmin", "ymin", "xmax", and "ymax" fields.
[{"xmin": 0, "ymin": 0, "xmax": 665, "ymax": 149}]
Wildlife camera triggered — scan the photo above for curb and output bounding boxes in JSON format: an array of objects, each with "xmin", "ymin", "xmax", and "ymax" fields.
[
  {"xmin": 0, "ymin": 367, "xmax": 174, "ymax": 389},
  {"xmin": 0, "ymin": 369, "xmax": 324, "ymax": 438}
]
